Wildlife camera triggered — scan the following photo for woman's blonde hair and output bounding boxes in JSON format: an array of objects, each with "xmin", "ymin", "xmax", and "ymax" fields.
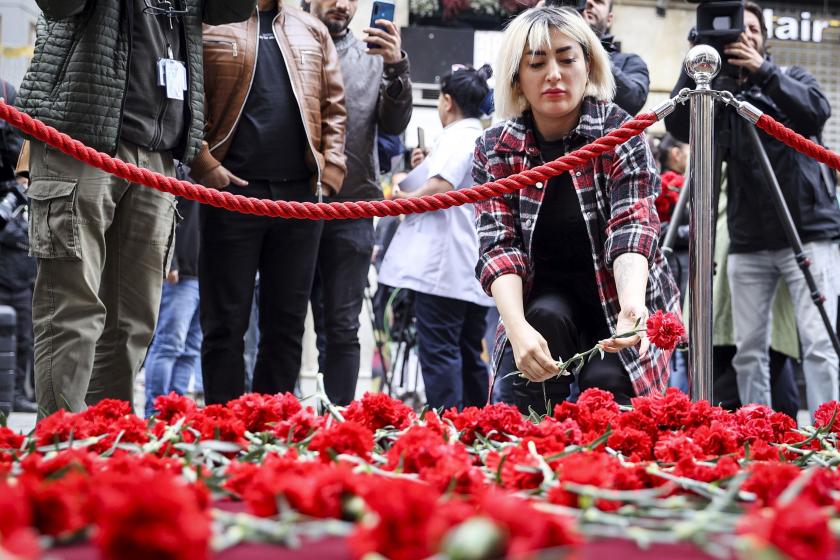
[{"xmin": 494, "ymin": 6, "xmax": 616, "ymax": 119}]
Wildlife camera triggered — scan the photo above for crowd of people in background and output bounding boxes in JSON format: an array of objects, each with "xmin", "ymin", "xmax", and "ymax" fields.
[{"xmin": 2, "ymin": 0, "xmax": 839, "ymax": 423}]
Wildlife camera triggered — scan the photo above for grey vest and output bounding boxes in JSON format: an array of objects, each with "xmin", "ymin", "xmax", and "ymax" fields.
[{"xmin": 16, "ymin": 0, "xmax": 205, "ymax": 163}]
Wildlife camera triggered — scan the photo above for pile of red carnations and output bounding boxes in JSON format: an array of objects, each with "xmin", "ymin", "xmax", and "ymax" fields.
[{"xmin": 3, "ymin": 384, "xmax": 840, "ymax": 560}]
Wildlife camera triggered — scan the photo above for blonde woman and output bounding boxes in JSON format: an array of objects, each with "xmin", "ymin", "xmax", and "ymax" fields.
[{"xmin": 474, "ymin": 7, "xmax": 680, "ymax": 414}]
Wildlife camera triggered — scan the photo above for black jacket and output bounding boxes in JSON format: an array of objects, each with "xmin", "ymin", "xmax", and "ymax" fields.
[
  {"xmin": 665, "ymin": 59, "xmax": 840, "ymax": 253},
  {"xmin": 603, "ymin": 36, "xmax": 649, "ymax": 116},
  {"xmin": 170, "ymin": 165, "xmax": 199, "ymax": 278},
  {"xmin": 0, "ymin": 80, "xmax": 22, "ymax": 182}
]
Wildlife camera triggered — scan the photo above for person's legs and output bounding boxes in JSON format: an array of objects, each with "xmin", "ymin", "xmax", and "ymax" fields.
[
  {"xmin": 309, "ymin": 265, "xmax": 327, "ymax": 373},
  {"xmin": 508, "ymin": 292, "xmax": 583, "ymax": 415},
  {"xmin": 27, "ymin": 142, "xmax": 129, "ymax": 417},
  {"xmin": 413, "ymin": 292, "xmax": 468, "ymax": 410},
  {"xmin": 317, "ymin": 218, "xmax": 374, "ymax": 405},
  {"xmin": 8, "ymin": 286, "xmax": 34, "ymax": 410},
  {"xmin": 728, "ymin": 251, "xmax": 779, "ymax": 409},
  {"xmin": 242, "ymin": 277, "xmax": 259, "ymax": 393},
  {"xmin": 170, "ymin": 280, "xmax": 202, "ymax": 397},
  {"xmin": 144, "ymin": 283, "xmax": 181, "ymax": 417},
  {"xmin": 199, "ymin": 184, "xmax": 266, "ymax": 405},
  {"xmin": 768, "ymin": 349, "xmax": 800, "ymax": 420},
  {"xmin": 778, "ymin": 241, "xmax": 840, "ymax": 416},
  {"xmin": 88, "ymin": 147, "xmax": 177, "ymax": 408},
  {"xmin": 251, "ymin": 182, "xmax": 323, "ymax": 395},
  {"xmin": 460, "ymin": 303, "xmax": 490, "ymax": 408}
]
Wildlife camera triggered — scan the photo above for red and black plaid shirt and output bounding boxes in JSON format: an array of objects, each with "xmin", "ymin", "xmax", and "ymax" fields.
[{"xmin": 473, "ymin": 98, "xmax": 680, "ymax": 396}]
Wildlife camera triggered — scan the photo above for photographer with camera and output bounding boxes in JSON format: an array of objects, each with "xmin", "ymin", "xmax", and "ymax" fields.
[
  {"xmin": 544, "ymin": 0, "xmax": 650, "ymax": 115},
  {"xmin": 666, "ymin": 1, "xmax": 840, "ymax": 416},
  {"xmin": 0, "ymin": 78, "xmax": 37, "ymax": 413}
]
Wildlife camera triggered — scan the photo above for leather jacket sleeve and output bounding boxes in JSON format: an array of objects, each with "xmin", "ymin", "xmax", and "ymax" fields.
[
  {"xmin": 318, "ymin": 27, "xmax": 347, "ymax": 195},
  {"xmin": 202, "ymin": 0, "xmax": 256, "ymax": 26},
  {"xmin": 751, "ymin": 61, "xmax": 831, "ymax": 137},
  {"xmin": 35, "ymin": 0, "xmax": 87, "ymax": 19}
]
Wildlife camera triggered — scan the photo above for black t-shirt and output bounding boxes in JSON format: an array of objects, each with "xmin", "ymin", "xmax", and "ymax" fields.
[
  {"xmin": 530, "ymin": 133, "xmax": 607, "ymax": 340},
  {"xmin": 121, "ymin": 0, "xmax": 187, "ymax": 152},
  {"xmin": 223, "ymin": 9, "xmax": 310, "ymax": 182},
  {"xmin": 531, "ymin": 136, "xmax": 596, "ymax": 288}
]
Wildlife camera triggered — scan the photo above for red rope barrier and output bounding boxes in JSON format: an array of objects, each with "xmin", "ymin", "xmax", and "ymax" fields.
[
  {"xmin": 756, "ymin": 114, "xmax": 840, "ymax": 172},
  {"xmin": 0, "ymin": 100, "xmax": 657, "ymax": 220}
]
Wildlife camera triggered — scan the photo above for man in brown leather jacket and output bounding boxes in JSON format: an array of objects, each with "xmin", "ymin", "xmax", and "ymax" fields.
[{"xmin": 190, "ymin": 0, "xmax": 346, "ymax": 405}]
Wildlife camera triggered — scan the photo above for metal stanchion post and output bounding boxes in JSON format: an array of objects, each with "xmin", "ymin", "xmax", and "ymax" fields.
[{"xmin": 685, "ymin": 45, "xmax": 720, "ymax": 402}]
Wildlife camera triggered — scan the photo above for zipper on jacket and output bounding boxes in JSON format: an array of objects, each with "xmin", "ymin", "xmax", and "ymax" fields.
[
  {"xmin": 271, "ymin": 13, "xmax": 323, "ymax": 200},
  {"xmin": 205, "ymin": 39, "xmax": 238, "ymax": 58},
  {"xmin": 209, "ymin": 20, "xmax": 259, "ymax": 152}
]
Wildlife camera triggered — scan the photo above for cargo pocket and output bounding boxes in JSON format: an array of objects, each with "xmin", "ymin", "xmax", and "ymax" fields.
[{"xmin": 27, "ymin": 179, "xmax": 81, "ymax": 260}]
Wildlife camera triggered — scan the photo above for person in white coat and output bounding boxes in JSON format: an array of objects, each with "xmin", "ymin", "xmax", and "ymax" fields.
[{"xmin": 379, "ymin": 64, "xmax": 494, "ymax": 410}]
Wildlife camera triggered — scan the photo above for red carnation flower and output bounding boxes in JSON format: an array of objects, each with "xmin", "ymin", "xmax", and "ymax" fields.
[
  {"xmin": 738, "ymin": 496, "xmax": 834, "ymax": 560},
  {"xmin": 92, "ymin": 470, "xmax": 210, "ymax": 560},
  {"xmin": 349, "ymin": 477, "xmax": 444, "ymax": 560},
  {"xmin": 479, "ymin": 491, "xmax": 581, "ymax": 555},
  {"xmin": 309, "ymin": 420, "xmax": 374, "ymax": 463},
  {"xmin": 272, "ymin": 408, "xmax": 324, "ymax": 443},
  {"xmin": 646, "ymin": 310, "xmax": 685, "ymax": 351},
  {"xmin": 344, "ymin": 392, "xmax": 415, "ymax": 431},
  {"xmin": 814, "ymin": 401, "xmax": 840, "ymax": 434},
  {"xmin": 227, "ymin": 392, "xmax": 302, "ymax": 433},
  {"xmin": 35, "ymin": 409, "xmax": 92, "ymax": 448},
  {"xmin": 152, "ymin": 392, "xmax": 197, "ymax": 423},
  {"xmin": 742, "ymin": 462, "xmax": 800, "ymax": 507}
]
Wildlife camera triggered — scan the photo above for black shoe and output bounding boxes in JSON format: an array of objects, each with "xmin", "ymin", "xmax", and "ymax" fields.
[{"xmin": 12, "ymin": 395, "xmax": 37, "ymax": 413}]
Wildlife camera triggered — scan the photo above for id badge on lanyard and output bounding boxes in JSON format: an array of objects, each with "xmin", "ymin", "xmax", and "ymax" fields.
[{"xmin": 157, "ymin": 46, "xmax": 187, "ymax": 101}]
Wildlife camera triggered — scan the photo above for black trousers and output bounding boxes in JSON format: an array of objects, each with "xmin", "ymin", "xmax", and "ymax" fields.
[
  {"xmin": 497, "ymin": 290, "xmax": 634, "ymax": 416},
  {"xmin": 713, "ymin": 345, "xmax": 800, "ymax": 419},
  {"xmin": 413, "ymin": 292, "xmax": 489, "ymax": 410},
  {"xmin": 310, "ymin": 218, "xmax": 374, "ymax": 405},
  {"xmin": 199, "ymin": 180, "xmax": 322, "ymax": 405},
  {"xmin": 0, "ymin": 283, "xmax": 33, "ymax": 397}
]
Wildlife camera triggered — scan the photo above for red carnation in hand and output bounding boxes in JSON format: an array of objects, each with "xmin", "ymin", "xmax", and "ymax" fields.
[{"xmin": 646, "ymin": 310, "xmax": 685, "ymax": 350}]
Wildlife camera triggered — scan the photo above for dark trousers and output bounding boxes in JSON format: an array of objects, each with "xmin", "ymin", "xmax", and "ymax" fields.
[
  {"xmin": 497, "ymin": 291, "xmax": 634, "ymax": 416},
  {"xmin": 199, "ymin": 180, "xmax": 322, "ymax": 405},
  {"xmin": 413, "ymin": 292, "xmax": 489, "ymax": 410},
  {"xmin": 0, "ymin": 284, "xmax": 33, "ymax": 398},
  {"xmin": 713, "ymin": 345, "xmax": 800, "ymax": 419},
  {"xmin": 310, "ymin": 218, "xmax": 374, "ymax": 405}
]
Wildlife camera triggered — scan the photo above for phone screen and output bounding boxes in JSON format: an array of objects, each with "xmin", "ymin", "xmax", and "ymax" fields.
[{"xmin": 367, "ymin": 1, "xmax": 396, "ymax": 49}]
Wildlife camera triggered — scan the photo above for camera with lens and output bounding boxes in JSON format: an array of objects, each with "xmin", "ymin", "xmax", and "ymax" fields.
[
  {"xmin": 543, "ymin": 0, "xmax": 587, "ymax": 11},
  {"xmin": 687, "ymin": 0, "xmax": 745, "ymax": 85},
  {"xmin": 0, "ymin": 182, "xmax": 27, "ymax": 232}
]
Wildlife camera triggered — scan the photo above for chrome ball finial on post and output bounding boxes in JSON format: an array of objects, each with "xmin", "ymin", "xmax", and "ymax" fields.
[{"xmin": 685, "ymin": 45, "xmax": 721, "ymax": 90}]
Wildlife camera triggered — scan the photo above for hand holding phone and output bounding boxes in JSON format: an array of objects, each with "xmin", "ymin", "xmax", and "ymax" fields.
[{"xmin": 364, "ymin": 0, "xmax": 401, "ymax": 65}]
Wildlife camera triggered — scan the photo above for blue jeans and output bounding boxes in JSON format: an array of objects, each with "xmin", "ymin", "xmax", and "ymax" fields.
[{"xmin": 144, "ymin": 278, "xmax": 201, "ymax": 417}]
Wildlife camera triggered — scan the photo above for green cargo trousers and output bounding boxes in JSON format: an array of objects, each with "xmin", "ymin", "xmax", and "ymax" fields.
[{"xmin": 27, "ymin": 141, "xmax": 177, "ymax": 418}]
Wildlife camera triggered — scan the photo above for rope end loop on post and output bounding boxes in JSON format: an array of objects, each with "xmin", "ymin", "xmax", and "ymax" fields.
[
  {"xmin": 651, "ymin": 98, "xmax": 677, "ymax": 121},
  {"xmin": 734, "ymin": 100, "xmax": 764, "ymax": 125}
]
